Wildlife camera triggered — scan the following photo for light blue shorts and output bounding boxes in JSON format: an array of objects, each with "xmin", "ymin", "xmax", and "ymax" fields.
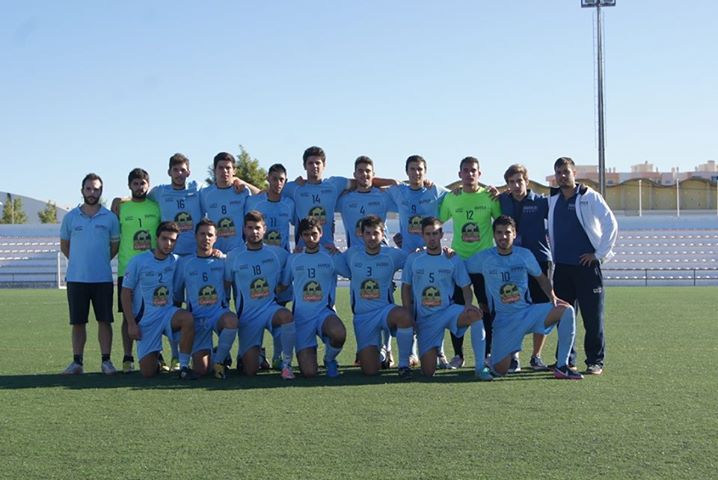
[
  {"xmin": 191, "ymin": 308, "xmax": 231, "ymax": 354},
  {"xmin": 416, "ymin": 304, "xmax": 467, "ymax": 357},
  {"xmin": 491, "ymin": 303, "xmax": 555, "ymax": 366},
  {"xmin": 238, "ymin": 303, "xmax": 284, "ymax": 356},
  {"xmin": 295, "ymin": 307, "xmax": 337, "ymax": 353},
  {"xmin": 137, "ymin": 306, "xmax": 179, "ymax": 361},
  {"xmin": 353, "ymin": 304, "xmax": 396, "ymax": 352}
]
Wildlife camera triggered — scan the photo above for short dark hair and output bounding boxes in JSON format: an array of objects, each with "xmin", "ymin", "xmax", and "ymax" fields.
[
  {"xmin": 156, "ymin": 221, "xmax": 180, "ymax": 237},
  {"xmin": 297, "ymin": 217, "xmax": 322, "ymax": 237},
  {"xmin": 354, "ymin": 156, "xmax": 374, "ymax": 170},
  {"xmin": 213, "ymin": 152, "xmax": 236, "ymax": 169},
  {"xmin": 504, "ymin": 164, "xmax": 529, "ymax": 183},
  {"xmin": 303, "ymin": 146, "xmax": 326, "ymax": 166},
  {"xmin": 195, "ymin": 218, "xmax": 216, "ymax": 234},
  {"xmin": 81, "ymin": 173, "xmax": 103, "ymax": 189},
  {"xmin": 405, "ymin": 155, "xmax": 426, "ymax": 173},
  {"xmin": 554, "ymin": 157, "xmax": 575, "ymax": 170},
  {"xmin": 492, "ymin": 215, "xmax": 517, "ymax": 232},
  {"xmin": 459, "ymin": 156, "xmax": 480, "ymax": 170},
  {"xmin": 420, "ymin": 216, "xmax": 443, "ymax": 234},
  {"xmin": 268, "ymin": 163, "xmax": 287, "ymax": 176},
  {"xmin": 169, "ymin": 153, "xmax": 190, "ymax": 169},
  {"xmin": 244, "ymin": 210, "xmax": 265, "ymax": 224},
  {"xmin": 359, "ymin": 215, "xmax": 384, "ymax": 233},
  {"xmin": 128, "ymin": 168, "xmax": 149, "ymax": 185}
]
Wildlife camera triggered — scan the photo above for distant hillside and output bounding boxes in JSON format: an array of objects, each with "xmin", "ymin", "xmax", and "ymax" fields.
[{"xmin": 0, "ymin": 191, "xmax": 70, "ymax": 225}]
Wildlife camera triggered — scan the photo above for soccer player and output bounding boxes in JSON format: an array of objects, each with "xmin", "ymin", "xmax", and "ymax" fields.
[
  {"xmin": 60, "ymin": 173, "xmax": 120, "ymax": 375},
  {"xmin": 466, "ymin": 216, "xmax": 582, "ymax": 380},
  {"xmin": 224, "ymin": 210, "xmax": 297, "ymax": 380},
  {"xmin": 173, "ymin": 219, "xmax": 239, "ymax": 379},
  {"xmin": 337, "ymin": 156, "xmax": 397, "ymax": 248},
  {"xmin": 279, "ymin": 218, "xmax": 346, "ymax": 378},
  {"xmin": 549, "ymin": 157, "xmax": 617, "ymax": 375},
  {"xmin": 147, "ymin": 153, "xmax": 203, "ymax": 256},
  {"xmin": 438, "ymin": 156, "xmax": 501, "ymax": 369},
  {"xmin": 335, "ymin": 215, "xmax": 415, "ymax": 378},
  {"xmin": 244, "ymin": 163, "xmax": 295, "ymax": 252},
  {"xmin": 401, "ymin": 216, "xmax": 492, "ymax": 380},
  {"xmin": 200, "ymin": 152, "xmax": 252, "ymax": 254},
  {"xmin": 112, "ymin": 168, "xmax": 161, "ymax": 373},
  {"xmin": 497, "ymin": 164, "xmax": 552, "ymax": 372},
  {"xmin": 120, "ymin": 222, "xmax": 196, "ymax": 379}
]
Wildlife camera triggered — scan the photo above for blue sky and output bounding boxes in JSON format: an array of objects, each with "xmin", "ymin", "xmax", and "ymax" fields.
[{"xmin": 1, "ymin": 1, "xmax": 716, "ymax": 208}]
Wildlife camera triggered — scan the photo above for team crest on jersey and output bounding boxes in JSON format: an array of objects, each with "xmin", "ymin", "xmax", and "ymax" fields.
[
  {"xmin": 360, "ymin": 279, "xmax": 380, "ymax": 300},
  {"xmin": 408, "ymin": 214, "xmax": 423, "ymax": 234},
  {"xmin": 264, "ymin": 230, "xmax": 281, "ymax": 246},
  {"xmin": 250, "ymin": 277, "xmax": 270, "ymax": 299},
  {"xmin": 133, "ymin": 230, "xmax": 152, "ymax": 250},
  {"xmin": 198, "ymin": 285, "xmax": 218, "ymax": 306},
  {"xmin": 174, "ymin": 211, "xmax": 193, "ymax": 232},
  {"xmin": 421, "ymin": 286, "xmax": 441, "ymax": 307},
  {"xmin": 153, "ymin": 286, "xmax": 169, "ymax": 306},
  {"xmin": 499, "ymin": 283, "xmax": 520, "ymax": 304},
  {"xmin": 217, "ymin": 217, "xmax": 236, "ymax": 237},
  {"xmin": 302, "ymin": 281, "xmax": 322, "ymax": 302},
  {"xmin": 461, "ymin": 222, "xmax": 480, "ymax": 243},
  {"xmin": 307, "ymin": 206, "xmax": 327, "ymax": 225}
]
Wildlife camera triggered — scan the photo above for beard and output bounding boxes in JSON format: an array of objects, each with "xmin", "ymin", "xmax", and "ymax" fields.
[
  {"xmin": 131, "ymin": 190, "xmax": 147, "ymax": 200},
  {"xmin": 83, "ymin": 195, "xmax": 100, "ymax": 205}
]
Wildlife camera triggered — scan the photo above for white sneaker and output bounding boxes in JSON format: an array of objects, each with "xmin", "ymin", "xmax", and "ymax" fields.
[
  {"xmin": 508, "ymin": 353, "xmax": 521, "ymax": 373},
  {"xmin": 409, "ymin": 354, "xmax": 420, "ymax": 368},
  {"xmin": 437, "ymin": 353, "xmax": 455, "ymax": 370},
  {"xmin": 101, "ymin": 360, "xmax": 117, "ymax": 375},
  {"xmin": 62, "ymin": 362, "xmax": 83, "ymax": 375},
  {"xmin": 448, "ymin": 355, "xmax": 465, "ymax": 369}
]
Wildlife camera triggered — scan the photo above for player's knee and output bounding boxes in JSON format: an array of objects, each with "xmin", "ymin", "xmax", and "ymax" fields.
[
  {"xmin": 421, "ymin": 364, "xmax": 436, "ymax": 377},
  {"xmin": 361, "ymin": 364, "xmax": 379, "ymax": 376},
  {"xmin": 394, "ymin": 307, "xmax": 413, "ymax": 328},
  {"xmin": 275, "ymin": 309, "xmax": 293, "ymax": 325},
  {"xmin": 223, "ymin": 314, "xmax": 239, "ymax": 330},
  {"xmin": 301, "ymin": 364, "xmax": 318, "ymax": 378}
]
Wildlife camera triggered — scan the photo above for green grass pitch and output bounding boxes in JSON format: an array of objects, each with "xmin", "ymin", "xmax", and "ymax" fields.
[{"xmin": 0, "ymin": 287, "xmax": 716, "ymax": 479}]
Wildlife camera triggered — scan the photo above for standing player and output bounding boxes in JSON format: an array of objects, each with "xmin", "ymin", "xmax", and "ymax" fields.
[
  {"xmin": 120, "ymin": 222, "xmax": 196, "ymax": 379},
  {"xmin": 200, "ymin": 152, "xmax": 252, "ymax": 254},
  {"xmin": 112, "ymin": 168, "xmax": 161, "ymax": 373},
  {"xmin": 497, "ymin": 164, "xmax": 551, "ymax": 372},
  {"xmin": 225, "ymin": 210, "xmax": 297, "ymax": 380},
  {"xmin": 337, "ymin": 156, "xmax": 397, "ymax": 248},
  {"xmin": 60, "ymin": 173, "xmax": 120, "ymax": 375},
  {"xmin": 173, "ymin": 219, "xmax": 239, "ymax": 379},
  {"xmin": 549, "ymin": 157, "xmax": 617, "ymax": 375},
  {"xmin": 401, "ymin": 217, "xmax": 492, "ymax": 380},
  {"xmin": 466, "ymin": 216, "xmax": 582, "ymax": 379},
  {"xmin": 244, "ymin": 163, "xmax": 295, "ymax": 252},
  {"xmin": 438, "ymin": 156, "xmax": 501, "ymax": 369},
  {"xmin": 335, "ymin": 215, "xmax": 415, "ymax": 378},
  {"xmin": 279, "ymin": 218, "xmax": 346, "ymax": 378}
]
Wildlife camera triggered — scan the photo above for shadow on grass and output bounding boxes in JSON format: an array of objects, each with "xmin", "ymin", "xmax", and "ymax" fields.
[{"xmin": 0, "ymin": 367, "xmax": 555, "ymax": 391}]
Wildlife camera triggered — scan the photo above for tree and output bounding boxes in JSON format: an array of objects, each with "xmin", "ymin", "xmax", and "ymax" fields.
[
  {"xmin": 1, "ymin": 193, "xmax": 28, "ymax": 224},
  {"xmin": 38, "ymin": 201, "xmax": 58, "ymax": 224},
  {"xmin": 205, "ymin": 145, "xmax": 268, "ymax": 189}
]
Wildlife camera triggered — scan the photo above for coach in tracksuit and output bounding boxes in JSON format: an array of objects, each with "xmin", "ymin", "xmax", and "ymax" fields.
[{"xmin": 548, "ymin": 157, "xmax": 617, "ymax": 376}]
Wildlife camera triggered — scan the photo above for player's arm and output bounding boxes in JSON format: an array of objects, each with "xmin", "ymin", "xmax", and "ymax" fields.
[
  {"xmin": 459, "ymin": 283, "xmax": 482, "ymax": 315},
  {"xmin": 120, "ymin": 287, "xmax": 141, "ymax": 340},
  {"xmin": 232, "ymin": 177, "xmax": 261, "ymax": 195},
  {"xmin": 110, "ymin": 240, "xmax": 120, "ymax": 259},
  {"xmin": 533, "ymin": 273, "xmax": 569, "ymax": 307},
  {"xmin": 60, "ymin": 239, "xmax": 70, "ymax": 259},
  {"xmin": 110, "ymin": 197, "xmax": 126, "ymax": 216}
]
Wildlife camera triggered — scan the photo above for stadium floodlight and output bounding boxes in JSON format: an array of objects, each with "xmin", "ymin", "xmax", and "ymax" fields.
[{"xmin": 581, "ymin": 0, "xmax": 615, "ymax": 197}]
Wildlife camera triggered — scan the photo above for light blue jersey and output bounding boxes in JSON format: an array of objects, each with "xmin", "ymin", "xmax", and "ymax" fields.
[
  {"xmin": 282, "ymin": 176, "xmax": 349, "ymax": 246},
  {"xmin": 335, "ymin": 246, "xmax": 407, "ymax": 315},
  {"xmin": 465, "ymin": 246, "xmax": 542, "ymax": 318},
  {"xmin": 173, "ymin": 254, "xmax": 229, "ymax": 318},
  {"xmin": 402, "ymin": 251, "xmax": 471, "ymax": 319},
  {"xmin": 245, "ymin": 193, "xmax": 295, "ymax": 251},
  {"xmin": 122, "ymin": 251, "xmax": 179, "ymax": 318},
  {"xmin": 199, "ymin": 184, "xmax": 251, "ymax": 253},
  {"xmin": 148, "ymin": 181, "xmax": 202, "ymax": 256},
  {"xmin": 281, "ymin": 250, "xmax": 338, "ymax": 320},
  {"xmin": 60, "ymin": 206, "xmax": 120, "ymax": 283},
  {"xmin": 387, "ymin": 183, "xmax": 448, "ymax": 253},
  {"xmin": 337, "ymin": 188, "xmax": 397, "ymax": 248},
  {"xmin": 224, "ymin": 245, "xmax": 287, "ymax": 319}
]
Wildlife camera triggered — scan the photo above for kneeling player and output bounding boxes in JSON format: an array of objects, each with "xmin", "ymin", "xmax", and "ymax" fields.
[
  {"xmin": 225, "ymin": 211, "xmax": 297, "ymax": 380},
  {"xmin": 401, "ymin": 217, "xmax": 492, "ymax": 380},
  {"xmin": 336, "ymin": 215, "xmax": 415, "ymax": 378},
  {"xmin": 121, "ymin": 222, "xmax": 196, "ymax": 379},
  {"xmin": 173, "ymin": 219, "xmax": 239, "ymax": 379},
  {"xmin": 279, "ymin": 218, "xmax": 346, "ymax": 377},
  {"xmin": 466, "ymin": 216, "xmax": 582, "ymax": 379}
]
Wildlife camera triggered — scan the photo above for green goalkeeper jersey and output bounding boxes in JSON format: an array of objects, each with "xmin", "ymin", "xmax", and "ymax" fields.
[
  {"xmin": 117, "ymin": 199, "xmax": 161, "ymax": 276},
  {"xmin": 439, "ymin": 188, "xmax": 501, "ymax": 259}
]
